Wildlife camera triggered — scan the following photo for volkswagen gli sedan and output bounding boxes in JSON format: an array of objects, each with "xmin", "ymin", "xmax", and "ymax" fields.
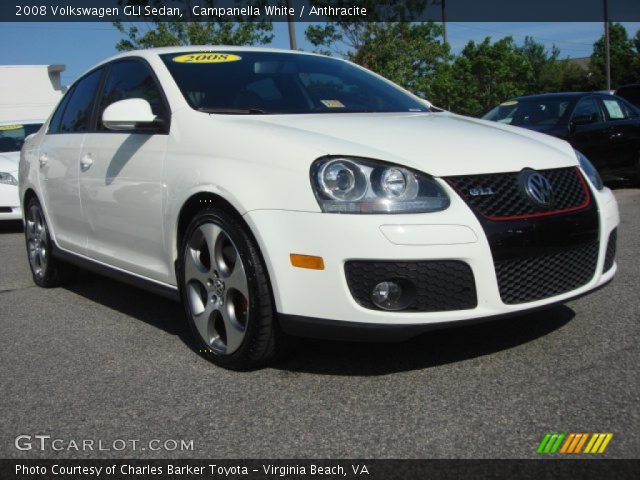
[{"xmin": 19, "ymin": 47, "xmax": 619, "ymax": 369}]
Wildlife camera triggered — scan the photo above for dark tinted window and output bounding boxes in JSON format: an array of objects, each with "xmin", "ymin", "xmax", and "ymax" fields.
[
  {"xmin": 97, "ymin": 59, "xmax": 166, "ymax": 130},
  {"xmin": 160, "ymin": 51, "xmax": 429, "ymax": 114},
  {"xmin": 48, "ymin": 93, "xmax": 71, "ymax": 134},
  {"xmin": 482, "ymin": 97, "xmax": 573, "ymax": 127},
  {"xmin": 0, "ymin": 123, "xmax": 43, "ymax": 152},
  {"xmin": 59, "ymin": 68, "xmax": 103, "ymax": 133},
  {"xmin": 572, "ymin": 97, "xmax": 604, "ymax": 122}
]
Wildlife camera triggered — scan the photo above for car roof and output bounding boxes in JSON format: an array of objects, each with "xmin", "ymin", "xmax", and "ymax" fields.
[
  {"xmin": 93, "ymin": 46, "xmax": 325, "ymax": 68},
  {"xmin": 72, "ymin": 46, "xmax": 336, "ymax": 89},
  {"xmin": 512, "ymin": 92, "xmax": 595, "ymax": 101}
]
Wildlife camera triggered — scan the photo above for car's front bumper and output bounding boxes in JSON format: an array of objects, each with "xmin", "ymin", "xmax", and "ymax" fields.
[
  {"xmin": 0, "ymin": 183, "xmax": 21, "ymax": 220},
  {"xmin": 243, "ymin": 184, "xmax": 619, "ymax": 339}
]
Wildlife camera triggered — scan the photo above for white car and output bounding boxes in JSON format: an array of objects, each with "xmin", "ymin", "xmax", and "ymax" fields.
[
  {"xmin": 19, "ymin": 47, "xmax": 619, "ymax": 369},
  {"xmin": 1, "ymin": 121, "xmax": 43, "ymax": 220}
]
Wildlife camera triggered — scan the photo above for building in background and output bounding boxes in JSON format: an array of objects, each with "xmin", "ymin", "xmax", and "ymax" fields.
[{"xmin": 0, "ymin": 64, "xmax": 65, "ymax": 122}]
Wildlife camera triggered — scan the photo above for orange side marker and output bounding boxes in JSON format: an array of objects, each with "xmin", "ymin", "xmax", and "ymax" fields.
[{"xmin": 290, "ymin": 254, "xmax": 325, "ymax": 270}]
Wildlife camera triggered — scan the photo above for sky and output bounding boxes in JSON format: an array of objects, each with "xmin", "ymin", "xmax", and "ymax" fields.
[{"xmin": 1, "ymin": 21, "xmax": 639, "ymax": 86}]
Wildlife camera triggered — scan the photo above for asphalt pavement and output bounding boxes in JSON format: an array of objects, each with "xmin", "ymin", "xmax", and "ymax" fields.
[{"xmin": 1, "ymin": 189, "xmax": 638, "ymax": 459}]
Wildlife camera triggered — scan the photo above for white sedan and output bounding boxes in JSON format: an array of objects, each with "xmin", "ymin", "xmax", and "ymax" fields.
[
  {"xmin": 1, "ymin": 121, "xmax": 42, "ymax": 220},
  {"xmin": 19, "ymin": 47, "xmax": 619, "ymax": 369}
]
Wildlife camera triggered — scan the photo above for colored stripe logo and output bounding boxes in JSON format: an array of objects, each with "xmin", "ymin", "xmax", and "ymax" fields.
[{"xmin": 537, "ymin": 433, "xmax": 613, "ymax": 454}]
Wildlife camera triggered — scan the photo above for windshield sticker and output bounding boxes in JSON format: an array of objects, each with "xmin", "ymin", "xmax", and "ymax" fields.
[
  {"xmin": 0, "ymin": 124, "xmax": 23, "ymax": 131},
  {"xmin": 172, "ymin": 53, "xmax": 241, "ymax": 64},
  {"xmin": 320, "ymin": 100, "xmax": 345, "ymax": 108},
  {"xmin": 500, "ymin": 100, "xmax": 518, "ymax": 106}
]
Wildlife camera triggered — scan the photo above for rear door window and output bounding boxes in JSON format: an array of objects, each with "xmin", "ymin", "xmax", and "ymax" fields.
[{"xmin": 601, "ymin": 98, "xmax": 628, "ymax": 120}]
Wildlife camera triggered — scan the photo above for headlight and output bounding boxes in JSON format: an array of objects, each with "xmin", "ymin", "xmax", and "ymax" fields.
[
  {"xmin": 311, "ymin": 157, "xmax": 450, "ymax": 214},
  {"xmin": 0, "ymin": 172, "xmax": 17, "ymax": 186},
  {"xmin": 575, "ymin": 150, "xmax": 603, "ymax": 191}
]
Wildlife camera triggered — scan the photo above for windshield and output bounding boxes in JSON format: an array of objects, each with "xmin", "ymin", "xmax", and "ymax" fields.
[
  {"xmin": 482, "ymin": 98, "xmax": 574, "ymax": 127},
  {"xmin": 160, "ymin": 51, "xmax": 429, "ymax": 114},
  {"xmin": 0, "ymin": 123, "xmax": 42, "ymax": 153}
]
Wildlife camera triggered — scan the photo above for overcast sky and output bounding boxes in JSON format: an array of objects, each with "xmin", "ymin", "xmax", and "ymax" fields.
[{"xmin": 1, "ymin": 21, "xmax": 639, "ymax": 86}]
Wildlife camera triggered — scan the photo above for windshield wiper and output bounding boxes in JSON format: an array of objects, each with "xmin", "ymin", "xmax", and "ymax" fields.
[{"xmin": 197, "ymin": 107, "xmax": 267, "ymax": 115}]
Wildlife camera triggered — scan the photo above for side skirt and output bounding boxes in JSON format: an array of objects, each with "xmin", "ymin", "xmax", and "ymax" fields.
[{"xmin": 51, "ymin": 243, "xmax": 180, "ymax": 302}]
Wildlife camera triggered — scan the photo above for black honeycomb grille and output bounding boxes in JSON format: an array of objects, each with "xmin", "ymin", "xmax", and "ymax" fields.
[
  {"xmin": 446, "ymin": 167, "xmax": 589, "ymax": 219},
  {"xmin": 344, "ymin": 260, "xmax": 477, "ymax": 312},
  {"xmin": 603, "ymin": 229, "xmax": 617, "ymax": 273},
  {"xmin": 495, "ymin": 242, "xmax": 599, "ymax": 304}
]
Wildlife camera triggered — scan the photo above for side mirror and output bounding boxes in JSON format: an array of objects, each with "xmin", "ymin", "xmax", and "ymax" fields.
[
  {"xmin": 102, "ymin": 98, "xmax": 158, "ymax": 131},
  {"xmin": 569, "ymin": 114, "xmax": 597, "ymax": 133}
]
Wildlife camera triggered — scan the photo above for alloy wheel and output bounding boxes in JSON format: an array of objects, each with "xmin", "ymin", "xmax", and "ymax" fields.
[
  {"xmin": 184, "ymin": 222, "xmax": 250, "ymax": 355},
  {"xmin": 26, "ymin": 204, "xmax": 48, "ymax": 278}
]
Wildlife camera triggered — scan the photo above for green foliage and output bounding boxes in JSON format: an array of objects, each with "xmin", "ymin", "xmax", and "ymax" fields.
[
  {"xmin": 590, "ymin": 22, "xmax": 639, "ymax": 89},
  {"xmin": 306, "ymin": 20, "xmax": 639, "ymax": 117},
  {"xmin": 112, "ymin": 1, "xmax": 273, "ymax": 51},
  {"xmin": 114, "ymin": 21, "xmax": 273, "ymax": 51}
]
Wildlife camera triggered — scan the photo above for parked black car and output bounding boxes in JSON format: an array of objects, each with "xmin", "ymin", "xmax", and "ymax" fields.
[
  {"xmin": 482, "ymin": 92, "xmax": 640, "ymax": 183},
  {"xmin": 616, "ymin": 84, "xmax": 640, "ymax": 109}
]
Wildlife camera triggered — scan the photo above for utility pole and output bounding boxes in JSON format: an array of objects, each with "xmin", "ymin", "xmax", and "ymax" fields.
[
  {"xmin": 604, "ymin": 0, "xmax": 611, "ymax": 90},
  {"xmin": 286, "ymin": 0, "xmax": 297, "ymax": 50},
  {"xmin": 441, "ymin": 0, "xmax": 447, "ymax": 45}
]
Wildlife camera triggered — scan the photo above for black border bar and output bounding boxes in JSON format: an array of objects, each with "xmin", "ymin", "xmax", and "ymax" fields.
[
  {"xmin": 2, "ymin": 459, "xmax": 639, "ymax": 480},
  {"xmin": 3, "ymin": 0, "xmax": 640, "ymax": 22}
]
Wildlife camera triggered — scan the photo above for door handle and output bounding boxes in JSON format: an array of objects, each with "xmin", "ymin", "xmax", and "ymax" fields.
[
  {"xmin": 80, "ymin": 154, "xmax": 93, "ymax": 170},
  {"xmin": 38, "ymin": 153, "xmax": 48, "ymax": 168}
]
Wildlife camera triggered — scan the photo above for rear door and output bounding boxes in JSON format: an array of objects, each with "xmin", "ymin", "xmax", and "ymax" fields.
[
  {"xmin": 78, "ymin": 58, "xmax": 172, "ymax": 282},
  {"xmin": 598, "ymin": 95, "xmax": 640, "ymax": 176},
  {"xmin": 37, "ymin": 68, "xmax": 104, "ymax": 253}
]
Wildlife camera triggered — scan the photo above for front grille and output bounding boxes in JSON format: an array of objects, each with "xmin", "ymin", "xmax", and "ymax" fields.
[
  {"xmin": 344, "ymin": 260, "xmax": 477, "ymax": 312},
  {"xmin": 446, "ymin": 167, "xmax": 589, "ymax": 220},
  {"xmin": 0, "ymin": 207, "xmax": 12, "ymax": 213},
  {"xmin": 495, "ymin": 242, "xmax": 599, "ymax": 304},
  {"xmin": 603, "ymin": 229, "xmax": 617, "ymax": 272}
]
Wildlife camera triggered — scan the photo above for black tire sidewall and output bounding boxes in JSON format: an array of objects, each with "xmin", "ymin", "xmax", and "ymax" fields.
[{"xmin": 178, "ymin": 206, "xmax": 275, "ymax": 369}]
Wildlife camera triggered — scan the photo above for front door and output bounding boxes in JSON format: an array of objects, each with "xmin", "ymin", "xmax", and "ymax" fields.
[{"xmin": 79, "ymin": 58, "xmax": 171, "ymax": 283}]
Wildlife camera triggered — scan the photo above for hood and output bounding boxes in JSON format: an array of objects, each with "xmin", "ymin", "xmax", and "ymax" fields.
[
  {"xmin": 237, "ymin": 112, "xmax": 577, "ymax": 176},
  {"xmin": 0, "ymin": 152, "xmax": 19, "ymax": 173}
]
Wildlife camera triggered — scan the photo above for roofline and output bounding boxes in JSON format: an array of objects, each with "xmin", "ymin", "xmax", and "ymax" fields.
[{"xmin": 73, "ymin": 46, "xmax": 336, "ymax": 84}]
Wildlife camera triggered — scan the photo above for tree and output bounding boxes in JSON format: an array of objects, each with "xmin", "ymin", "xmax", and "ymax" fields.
[
  {"xmin": 590, "ymin": 23, "xmax": 637, "ymax": 89},
  {"xmin": 305, "ymin": 21, "xmax": 449, "ymax": 100},
  {"xmin": 446, "ymin": 37, "xmax": 532, "ymax": 116},
  {"xmin": 113, "ymin": 1, "xmax": 273, "ymax": 51}
]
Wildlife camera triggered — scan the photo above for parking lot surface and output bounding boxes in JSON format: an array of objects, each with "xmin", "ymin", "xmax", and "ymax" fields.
[{"xmin": 1, "ymin": 189, "xmax": 638, "ymax": 459}]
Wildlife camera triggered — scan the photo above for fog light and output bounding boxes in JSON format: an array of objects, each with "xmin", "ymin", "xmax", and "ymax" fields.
[{"xmin": 371, "ymin": 281, "xmax": 403, "ymax": 310}]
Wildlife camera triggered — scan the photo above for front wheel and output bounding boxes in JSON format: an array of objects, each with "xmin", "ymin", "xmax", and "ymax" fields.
[{"xmin": 178, "ymin": 206, "xmax": 284, "ymax": 370}]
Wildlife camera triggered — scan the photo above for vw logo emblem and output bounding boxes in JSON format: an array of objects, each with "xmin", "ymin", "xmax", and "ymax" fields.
[
  {"xmin": 521, "ymin": 170, "xmax": 553, "ymax": 207},
  {"xmin": 213, "ymin": 278, "xmax": 225, "ymax": 296}
]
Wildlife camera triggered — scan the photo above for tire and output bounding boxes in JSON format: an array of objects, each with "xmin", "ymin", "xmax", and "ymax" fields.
[
  {"xmin": 178, "ymin": 205, "xmax": 285, "ymax": 370},
  {"xmin": 24, "ymin": 197, "xmax": 74, "ymax": 287}
]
